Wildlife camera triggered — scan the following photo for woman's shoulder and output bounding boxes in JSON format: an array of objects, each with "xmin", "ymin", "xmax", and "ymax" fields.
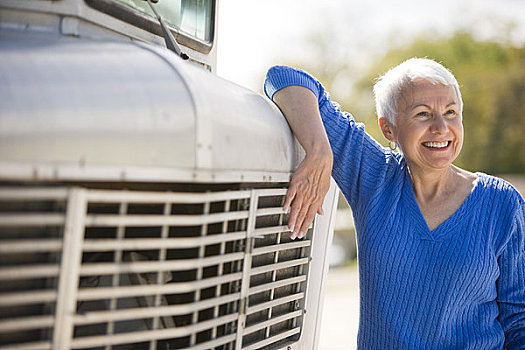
[
  {"xmin": 473, "ymin": 173, "xmax": 524, "ymax": 253},
  {"xmin": 475, "ymin": 172, "xmax": 524, "ymax": 207}
]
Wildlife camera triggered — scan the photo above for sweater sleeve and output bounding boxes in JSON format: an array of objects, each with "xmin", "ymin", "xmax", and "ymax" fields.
[
  {"xmin": 497, "ymin": 200, "xmax": 525, "ymax": 349},
  {"xmin": 264, "ymin": 65, "xmax": 398, "ymax": 212}
]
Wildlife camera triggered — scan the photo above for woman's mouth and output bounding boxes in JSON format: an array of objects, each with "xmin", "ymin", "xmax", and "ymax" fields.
[{"xmin": 422, "ymin": 141, "xmax": 450, "ymax": 149}]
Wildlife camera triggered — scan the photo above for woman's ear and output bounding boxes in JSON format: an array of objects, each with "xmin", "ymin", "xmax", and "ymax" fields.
[{"xmin": 379, "ymin": 117, "xmax": 396, "ymax": 142}]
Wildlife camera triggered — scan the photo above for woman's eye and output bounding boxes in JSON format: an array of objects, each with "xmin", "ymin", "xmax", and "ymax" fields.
[
  {"xmin": 416, "ymin": 111, "xmax": 430, "ymax": 118},
  {"xmin": 445, "ymin": 109, "xmax": 456, "ymax": 116}
]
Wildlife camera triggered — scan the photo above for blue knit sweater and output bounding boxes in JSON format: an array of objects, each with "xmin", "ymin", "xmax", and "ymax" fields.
[{"xmin": 264, "ymin": 65, "xmax": 525, "ymax": 349}]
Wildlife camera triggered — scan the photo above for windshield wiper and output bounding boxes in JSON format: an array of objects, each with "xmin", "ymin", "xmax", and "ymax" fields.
[{"xmin": 144, "ymin": 0, "xmax": 189, "ymax": 60}]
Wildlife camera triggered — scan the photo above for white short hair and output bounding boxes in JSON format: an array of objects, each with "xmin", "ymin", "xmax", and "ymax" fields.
[{"xmin": 373, "ymin": 58, "xmax": 463, "ymax": 125}]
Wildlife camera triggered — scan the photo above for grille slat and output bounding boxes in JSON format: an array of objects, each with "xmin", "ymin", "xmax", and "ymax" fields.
[
  {"xmin": 84, "ymin": 211, "xmax": 250, "ymax": 227},
  {"xmin": 79, "ymin": 252, "xmax": 245, "ymax": 275},
  {"xmin": 0, "ymin": 213, "xmax": 65, "ymax": 226},
  {"xmin": 0, "ymin": 185, "xmax": 314, "ymax": 349},
  {"xmin": 243, "ymin": 310, "xmax": 302, "ymax": 336},
  {"xmin": 0, "ymin": 187, "xmax": 69, "ymax": 200},
  {"xmin": 246, "ymin": 293, "xmax": 304, "ymax": 315},
  {"xmin": 76, "ymin": 272, "xmax": 243, "ymax": 300},
  {"xmin": 74, "ymin": 293, "xmax": 241, "ymax": 325},
  {"xmin": 250, "ymin": 258, "xmax": 309, "ymax": 276},
  {"xmin": 0, "ymin": 290, "xmax": 57, "ymax": 306},
  {"xmin": 242, "ymin": 328, "xmax": 301, "ymax": 350},
  {"xmin": 85, "ymin": 189, "xmax": 252, "ymax": 204},
  {"xmin": 0, "ymin": 315, "xmax": 55, "ymax": 332},
  {"xmin": 252, "ymin": 240, "xmax": 310, "ymax": 256},
  {"xmin": 0, "ymin": 264, "xmax": 60, "ymax": 280},
  {"xmin": 177, "ymin": 333, "xmax": 237, "ymax": 350},
  {"xmin": 248, "ymin": 276, "xmax": 307, "ymax": 296},
  {"xmin": 0, "ymin": 239, "xmax": 63, "ymax": 253},
  {"xmin": 252, "ymin": 189, "xmax": 287, "ymax": 197},
  {"xmin": 70, "ymin": 313, "xmax": 240, "ymax": 348},
  {"xmin": 0, "ymin": 340, "xmax": 53, "ymax": 350},
  {"xmin": 82, "ymin": 231, "xmax": 246, "ymax": 251},
  {"xmin": 255, "ymin": 208, "xmax": 286, "ymax": 217}
]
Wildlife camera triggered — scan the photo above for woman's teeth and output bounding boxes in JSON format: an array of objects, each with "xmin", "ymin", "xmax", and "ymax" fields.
[{"xmin": 423, "ymin": 141, "xmax": 449, "ymax": 148}]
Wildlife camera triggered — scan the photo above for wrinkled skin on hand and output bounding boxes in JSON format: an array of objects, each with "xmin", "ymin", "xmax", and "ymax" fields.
[{"xmin": 284, "ymin": 152, "xmax": 332, "ymax": 239}]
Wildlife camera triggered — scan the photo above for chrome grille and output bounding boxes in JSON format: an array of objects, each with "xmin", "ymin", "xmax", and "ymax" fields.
[
  {"xmin": 0, "ymin": 185, "xmax": 312, "ymax": 350},
  {"xmin": 0, "ymin": 187, "xmax": 68, "ymax": 350}
]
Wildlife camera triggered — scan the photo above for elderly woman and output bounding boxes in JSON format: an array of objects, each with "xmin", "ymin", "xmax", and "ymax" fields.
[{"xmin": 264, "ymin": 58, "xmax": 525, "ymax": 349}]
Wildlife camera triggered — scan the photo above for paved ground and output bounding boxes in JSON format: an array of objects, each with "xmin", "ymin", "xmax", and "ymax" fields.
[{"xmin": 318, "ymin": 263, "xmax": 360, "ymax": 350}]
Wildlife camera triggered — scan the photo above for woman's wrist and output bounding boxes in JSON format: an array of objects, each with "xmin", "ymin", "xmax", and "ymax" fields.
[
  {"xmin": 304, "ymin": 146, "xmax": 333, "ymax": 171},
  {"xmin": 306, "ymin": 142, "xmax": 333, "ymax": 163}
]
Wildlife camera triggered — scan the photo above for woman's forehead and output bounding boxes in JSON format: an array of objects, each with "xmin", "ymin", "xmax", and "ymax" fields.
[{"xmin": 400, "ymin": 79, "xmax": 458, "ymax": 110}]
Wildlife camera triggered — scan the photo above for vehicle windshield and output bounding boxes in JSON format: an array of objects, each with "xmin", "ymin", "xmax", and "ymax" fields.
[{"xmin": 115, "ymin": 0, "xmax": 213, "ymax": 42}]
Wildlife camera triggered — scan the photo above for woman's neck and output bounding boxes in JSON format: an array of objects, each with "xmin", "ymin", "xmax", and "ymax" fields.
[
  {"xmin": 406, "ymin": 163, "xmax": 479, "ymax": 231},
  {"xmin": 408, "ymin": 165, "xmax": 459, "ymax": 205}
]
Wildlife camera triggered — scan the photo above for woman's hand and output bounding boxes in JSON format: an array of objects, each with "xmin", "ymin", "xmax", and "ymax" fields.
[{"xmin": 285, "ymin": 151, "xmax": 333, "ymax": 239}]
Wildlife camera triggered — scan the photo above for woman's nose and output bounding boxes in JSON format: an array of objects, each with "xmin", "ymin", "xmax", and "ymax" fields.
[{"xmin": 430, "ymin": 114, "xmax": 447, "ymax": 133}]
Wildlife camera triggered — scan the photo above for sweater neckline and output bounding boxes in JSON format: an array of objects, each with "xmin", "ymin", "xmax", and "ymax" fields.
[{"xmin": 403, "ymin": 171, "xmax": 484, "ymax": 241}]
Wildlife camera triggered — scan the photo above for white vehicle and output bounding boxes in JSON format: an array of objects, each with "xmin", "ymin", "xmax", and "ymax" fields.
[{"xmin": 0, "ymin": 1, "xmax": 339, "ymax": 349}]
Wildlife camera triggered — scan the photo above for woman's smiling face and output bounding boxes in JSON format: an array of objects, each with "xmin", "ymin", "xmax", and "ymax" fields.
[{"xmin": 388, "ymin": 79, "xmax": 463, "ymax": 173}]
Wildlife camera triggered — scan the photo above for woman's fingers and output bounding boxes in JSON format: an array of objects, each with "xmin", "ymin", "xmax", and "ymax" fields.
[
  {"xmin": 287, "ymin": 188, "xmax": 303, "ymax": 236},
  {"xmin": 286, "ymin": 175, "xmax": 329, "ymax": 239},
  {"xmin": 283, "ymin": 184, "xmax": 296, "ymax": 214},
  {"xmin": 293, "ymin": 184, "xmax": 315, "ymax": 233},
  {"xmin": 296, "ymin": 202, "xmax": 319, "ymax": 239},
  {"xmin": 291, "ymin": 195, "xmax": 309, "ymax": 238}
]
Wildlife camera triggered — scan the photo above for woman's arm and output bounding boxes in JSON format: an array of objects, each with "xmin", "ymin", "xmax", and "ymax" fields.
[
  {"xmin": 265, "ymin": 65, "xmax": 394, "ymax": 237},
  {"xmin": 498, "ymin": 201, "xmax": 525, "ymax": 348},
  {"xmin": 272, "ymin": 86, "xmax": 333, "ymax": 239}
]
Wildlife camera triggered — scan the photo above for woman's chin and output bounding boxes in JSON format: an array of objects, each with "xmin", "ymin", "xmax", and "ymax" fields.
[{"xmin": 406, "ymin": 153, "xmax": 457, "ymax": 173}]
